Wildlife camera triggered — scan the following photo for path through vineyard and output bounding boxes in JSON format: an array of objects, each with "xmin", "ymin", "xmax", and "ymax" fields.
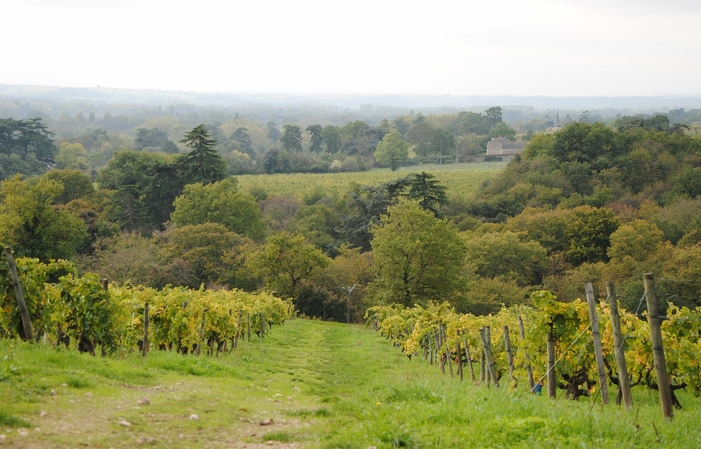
[{"xmin": 2, "ymin": 319, "xmax": 699, "ymax": 448}]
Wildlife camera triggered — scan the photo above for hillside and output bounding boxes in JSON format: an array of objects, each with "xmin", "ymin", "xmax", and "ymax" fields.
[{"xmin": 2, "ymin": 319, "xmax": 699, "ymax": 448}]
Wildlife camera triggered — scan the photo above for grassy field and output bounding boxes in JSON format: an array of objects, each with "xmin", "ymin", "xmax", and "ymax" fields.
[
  {"xmin": 1, "ymin": 319, "xmax": 699, "ymax": 448},
  {"xmin": 236, "ymin": 162, "xmax": 508, "ymax": 201}
]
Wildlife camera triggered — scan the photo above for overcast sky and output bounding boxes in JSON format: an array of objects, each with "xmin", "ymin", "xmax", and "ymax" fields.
[{"xmin": 2, "ymin": 0, "xmax": 700, "ymax": 97}]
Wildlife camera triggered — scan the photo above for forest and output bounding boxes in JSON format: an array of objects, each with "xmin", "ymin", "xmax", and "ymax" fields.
[{"xmin": 2, "ymin": 96, "xmax": 701, "ymax": 324}]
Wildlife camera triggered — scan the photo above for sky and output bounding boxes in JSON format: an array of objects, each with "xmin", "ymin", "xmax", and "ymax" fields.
[{"xmin": 1, "ymin": 0, "xmax": 700, "ymax": 97}]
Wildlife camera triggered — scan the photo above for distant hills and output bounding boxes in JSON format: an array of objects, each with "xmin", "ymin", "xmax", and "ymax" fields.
[{"xmin": 2, "ymin": 84, "xmax": 701, "ymax": 113}]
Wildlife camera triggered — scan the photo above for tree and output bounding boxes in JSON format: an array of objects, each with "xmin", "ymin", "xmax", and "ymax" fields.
[
  {"xmin": 322, "ymin": 125, "xmax": 341, "ymax": 153},
  {"xmin": 0, "ymin": 175, "xmax": 87, "ymax": 261},
  {"xmin": 280, "ymin": 124, "xmax": 303, "ymax": 152},
  {"xmin": 0, "ymin": 118, "xmax": 57, "ymax": 178},
  {"xmin": 97, "ymin": 150, "xmax": 181, "ymax": 231},
  {"xmin": 55, "ymin": 142, "xmax": 89, "ymax": 170},
  {"xmin": 405, "ymin": 172, "xmax": 449, "ymax": 216},
  {"xmin": 488, "ymin": 122, "xmax": 517, "ymax": 141},
  {"xmin": 134, "ymin": 127, "xmax": 177, "ymax": 153},
  {"xmin": 43, "ymin": 169, "xmax": 95, "ymax": 204},
  {"xmin": 406, "ymin": 121, "xmax": 436, "ymax": 156},
  {"xmin": 231, "ymin": 127, "xmax": 254, "ymax": 156},
  {"xmin": 431, "ymin": 128, "xmax": 455, "ymax": 157},
  {"xmin": 178, "ymin": 124, "xmax": 227, "ymax": 185},
  {"xmin": 369, "ymin": 200, "xmax": 466, "ymax": 307},
  {"xmin": 249, "ymin": 232, "xmax": 329, "ymax": 297},
  {"xmin": 484, "ymin": 106, "xmax": 503, "ymax": 129},
  {"xmin": 307, "ymin": 125, "xmax": 323, "ymax": 153},
  {"xmin": 170, "ymin": 178, "xmax": 265, "ymax": 240},
  {"xmin": 266, "ymin": 121, "xmax": 281, "ymax": 141},
  {"xmin": 374, "ymin": 130, "xmax": 408, "ymax": 170},
  {"xmin": 463, "ymin": 231, "xmax": 548, "ymax": 286},
  {"xmin": 162, "ymin": 222, "xmax": 251, "ymax": 287},
  {"xmin": 565, "ymin": 206, "xmax": 620, "ymax": 265}
]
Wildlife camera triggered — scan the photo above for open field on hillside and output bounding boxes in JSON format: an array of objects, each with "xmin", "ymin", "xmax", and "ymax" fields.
[
  {"xmin": 236, "ymin": 162, "xmax": 508, "ymax": 201},
  {"xmin": 2, "ymin": 319, "xmax": 700, "ymax": 448}
]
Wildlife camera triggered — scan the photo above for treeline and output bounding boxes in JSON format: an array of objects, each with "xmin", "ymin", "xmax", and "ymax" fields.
[{"xmin": 2, "ymin": 111, "xmax": 701, "ymax": 322}]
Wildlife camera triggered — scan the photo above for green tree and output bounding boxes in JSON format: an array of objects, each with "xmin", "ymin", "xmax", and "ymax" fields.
[
  {"xmin": 56, "ymin": 142, "xmax": 89, "ymax": 170},
  {"xmin": 43, "ymin": 169, "xmax": 95, "ymax": 204},
  {"xmin": 249, "ymin": 231, "xmax": 329, "ymax": 297},
  {"xmin": 178, "ymin": 124, "xmax": 227, "ymax": 185},
  {"xmin": 307, "ymin": 124, "xmax": 323, "ymax": 153},
  {"xmin": 266, "ymin": 121, "xmax": 281, "ymax": 141},
  {"xmin": 484, "ymin": 106, "xmax": 503, "ymax": 129},
  {"xmin": 170, "ymin": 178, "xmax": 265, "ymax": 240},
  {"xmin": 406, "ymin": 121, "xmax": 436, "ymax": 156},
  {"xmin": 431, "ymin": 128, "xmax": 455, "ymax": 157},
  {"xmin": 322, "ymin": 125, "xmax": 341, "ymax": 153},
  {"xmin": 162, "ymin": 222, "xmax": 251, "ymax": 287},
  {"xmin": 369, "ymin": 200, "xmax": 466, "ymax": 307},
  {"xmin": 97, "ymin": 150, "xmax": 181, "ymax": 231},
  {"xmin": 231, "ymin": 127, "xmax": 254, "ymax": 156},
  {"xmin": 488, "ymin": 122, "xmax": 517, "ymax": 140},
  {"xmin": 405, "ymin": 172, "xmax": 449, "ymax": 216},
  {"xmin": 0, "ymin": 175, "xmax": 87, "ymax": 261},
  {"xmin": 0, "ymin": 118, "xmax": 57, "ymax": 178},
  {"xmin": 565, "ymin": 206, "xmax": 620, "ymax": 265},
  {"xmin": 463, "ymin": 231, "xmax": 548, "ymax": 286},
  {"xmin": 374, "ymin": 130, "xmax": 409, "ymax": 171},
  {"xmin": 280, "ymin": 124, "xmax": 303, "ymax": 152}
]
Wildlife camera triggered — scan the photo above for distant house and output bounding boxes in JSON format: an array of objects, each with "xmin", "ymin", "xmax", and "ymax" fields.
[{"xmin": 485, "ymin": 137, "xmax": 526, "ymax": 161}]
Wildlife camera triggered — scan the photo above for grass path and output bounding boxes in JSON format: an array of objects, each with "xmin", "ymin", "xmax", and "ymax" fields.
[{"xmin": 2, "ymin": 320, "xmax": 701, "ymax": 448}]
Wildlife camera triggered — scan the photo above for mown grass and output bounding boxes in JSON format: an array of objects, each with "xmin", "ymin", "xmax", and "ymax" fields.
[
  {"xmin": 1, "ymin": 320, "xmax": 700, "ymax": 448},
  {"xmin": 236, "ymin": 162, "xmax": 507, "ymax": 202}
]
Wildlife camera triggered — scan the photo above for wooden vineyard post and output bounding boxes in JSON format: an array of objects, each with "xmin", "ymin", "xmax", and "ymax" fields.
[
  {"xmin": 503, "ymin": 326, "xmax": 516, "ymax": 388},
  {"xmin": 518, "ymin": 316, "xmax": 535, "ymax": 391},
  {"xmin": 547, "ymin": 329, "xmax": 556, "ymax": 398},
  {"xmin": 463, "ymin": 338, "xmax": 476, "ymax": 383},
  {"xmin": 247, "ymin": 312, "xmax": 251, "ymax": 342},
  {"xmin": 446, "ymin": 345, "xmax": 454, "ymax": 378},
  {"xmin": 142, "ymin": 302, "xmax": 149, "ymax": 357},
  {"xmin": 585, "ymin": 283, "xmax": 609, "ymax": 405},
  {"xmin": 3, "ymin": 247, "xmax": 33, "ymax": 341},
  {"xmin": 644, "ymin": 273, "xmax": 674, "ymax": 419},
  {"xmin": 197, "ymin": 308, "xmax": 208, "ymax": 356},
  {"xmin": 480, "ymin": 352, "xmax": 486, "ymax": 384},
  {"xmin": 101, "ymin": 278, "xmax": 109, "ymax": 357},
  {"xmin": 607, "ymin": 282, "xmax": 633, "ymax": 409},
  {"xmin": 456, "ymin": 341, "xmax": 464, "ymax": 382},
  {"xmin": 480, "ymin": 326, "xmax": 498, "ymax": 388},
  {"xmin": 234, "ymin": 310, "xmax": 242, "ymax": 350}
]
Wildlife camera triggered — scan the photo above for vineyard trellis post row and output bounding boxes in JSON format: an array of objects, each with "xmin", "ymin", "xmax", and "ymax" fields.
[
  {"xmin": 143, "ymin": 302, "xmax": 149, "ymax": 357},
  {"xmin": 606, "ymin": 281, "xmax": 633, "ymax": 409},
  {"xmin": 643, "ymin": 273, "xmax": 674, "ymax": 419},
  {"xmin": 3, "ymin": 247, "xmax": 33, "ymax": 341},
  {"xmin": 585, "ymin": 283, "xmax": 609, "ymax": 405},
  {"xmin": 518, "ymin": 315, "xmax": 535, "ymax": 391},
  {"xmin": 547, "ymin": 329, "xmax": 556, "ymax": 398}
]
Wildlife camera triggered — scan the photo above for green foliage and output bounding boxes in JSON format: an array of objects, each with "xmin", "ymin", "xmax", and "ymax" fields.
[
  {"xmin": 178, "ymin": 124, "xmax": 227, "ymax": 185},
  {"xmin": 369, "ymin": 200, "xmax": 466, "ymax": 307},
  {"xmin": 42, "ymin": 169, "xmax": 95, "ymax": 204},
  {"xmin": 170, "ymin": 178, "xmax": 265, "ymax": 240},
  {"xmin": 0, "ymin": 175, "xmax": 88, "ymax": 261},
  {"xmin": 96, "ymin": 150, "xmax": 181, "ymax": 231},
  {"xmin": 464, "ymin": 231, "xmax": 548, "ymax": 286},
  {"xmin": 280, "ymin": 124, "xmax": 303, "ymax": 153},
  {"xmin": 0, "ymin": 118, "xmax": 57, "ymax": 178},
  {"xmin": 249, "ymin": 232, "xmax": 329, "ymax": 297},
  {"xmin": 565, "ymin": 206, "xmax": 620, "ymax": 265},
  {"xmin": 374, "ymin": 130, "xmax": 409, "ymax": 170}
]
